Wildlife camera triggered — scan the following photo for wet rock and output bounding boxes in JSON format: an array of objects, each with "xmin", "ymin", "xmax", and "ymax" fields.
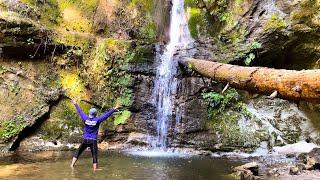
[
  {"xmin": 233, "ymin": 162, "xmax": 262, "ymax": 180},
  {"xmin": 267, "ymin": 168, "xmax": 280, "ymax": 177},
  {"xmin": 286, "ymin": 153, "xmax": 295, "ymax": 158},
  {"xmin": 296, "ymin": 163, "xmax": 306, "ymax": 171},
  {"xmin": 289, "ymin": 166, "xmax": 301, "ymax": 175},
  {"xmin": 296, "ymin": 148, "xmax": 320, "ymax": 170},
  {"xmin": 234, "ymin": 162, "xmax": 259, "ymax": 176},
  {"xmin": 305, "ymin": 156, "xmax": 317, "ymax": 170},
  {"xmin": 126, "ymin": 132, "xmax": 149, "ymax": 146},
  {"xmin": 197, "ymin": 150, "xmax": 211, "ymax": 156},
  {"xmin": 247, "ymin": 98, "xmax": 313, "ymax": 149},
  {"xmin": 306, "ymin": 148, "xmax": 320, "ymax": 159}
]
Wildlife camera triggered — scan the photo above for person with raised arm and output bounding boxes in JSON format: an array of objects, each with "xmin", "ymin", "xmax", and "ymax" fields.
[{"xmin": 70, "ymin": 98, "xmax": 121, "ymax": 171}]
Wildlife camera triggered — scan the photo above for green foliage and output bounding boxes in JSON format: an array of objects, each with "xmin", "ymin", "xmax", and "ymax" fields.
[
  {"xmin": 114, "ymin": 110, "xmax": 131, "ymax": 126},
  {"xmin": 21, "ymin": 0, "xmax": 61, "ymax": 27},
  {"xmin": 202, "ymin": 88, "xmax": 251, "ymax": 120},
  {"xmin": 27, "ymin": 38, "xmax": 34, "ymax": 45},
  {"xmin": 0, "ymin": 117, "xmax": 26, "ymax": 142},
  {"xmin": 40, "ymin": 100, "xmax": 84, "ymax": 141},
  {"xmin": 130, "ymin": 0, "xmax": 153, "ymax": 13},
  {"xmin": 54, "ymin": 34, "xmax": 95, "ymax": 50},
  {"xmin": 59, "ymin": 0, "xmax": 98, "ymax": 18},
  {"xmin": 202, "ymin": 88, "xmax": 257, "ymax": 148},
  {"xmin": 188, "ymin": 8, "xmax": 210, "ymax": 38},
  {"xmin": 0, "ymin": 65, "xmax": 7, "ymax": 74},
  {"xmin": 244, "ymin": 53, "xmax": 255, "ymax": 66},
  {"xmin": 202, "ymin": 89, "xmax": 239, "ymax": 118},
  {"xmin": 8, "ymin": 82, "xmax": 21, "ymax": 95},
  {"xmin": 236, "ymin": 41, "xmax": 262, "ymax": 66},
  {"xmin": 208, "ymin": 113, "xmax": 260, "ymax": 148},
  {"xmin": 204, "ymin": 0, "xmax": 230, "ymax": 23},
  {"xmin": 264, "ymin": 14, "xmax": 286, "ymax": 30},
  {"xmin": 129, "ymin": 44, "xmax": 154, "ymax": 63},
  {"xmin": 139, "ymin": 15, "xmax": 157, "ymax": 40},
  {"xmin": 248, "ymin": 41, "xmax": 262, "ymax": 50},
  {"xmin": 103, "ymin": 0, "xmax": 156, "ymax": 42},
  {"xmin": 83, "ymin": 39, "xmax": 133, "ymax": 125},
  {"xmin": 184, "ymin": 0, "xmax": 198, "ymax": 8}
]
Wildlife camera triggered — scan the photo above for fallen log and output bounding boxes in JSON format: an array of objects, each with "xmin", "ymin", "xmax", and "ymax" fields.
[{"xmin": 180, "ymin": 58, "xmax": 320, "ymax": 103}]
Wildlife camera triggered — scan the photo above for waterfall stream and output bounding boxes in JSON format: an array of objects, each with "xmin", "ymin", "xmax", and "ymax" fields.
[{"xmin": 152, "ymin": 0, "xmax": 193, "ymax": 149}]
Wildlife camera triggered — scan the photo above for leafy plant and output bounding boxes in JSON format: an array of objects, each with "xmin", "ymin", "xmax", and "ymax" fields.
[
  {"xmin": 0, "ymin": 65, "xmax": 6, "ymax": 74},
  {"xmin": 244, "ymin": 53, "xmax": 255, "ymax": 66},
  {"xmin": 27, "ymin": 38, "xmax": 34, "ymax": 45},
  {"xmin": 114, "ymin": 110, "xmax": 131, "ymax": 126},
  {"xmin": 202, "ymin": 89, "xmax": 256, "ymax": 149},
  {"xmin": 202, "ymin": 88, "xmax": 251, "ymax": 120},
  {"xmin": 236, "ymin": 41, "xmax": 262, "ymax": 66},
  {"xmin": 9, "ymin": 82, "xmax": 21, "ymax": 95},
  {"xmin": 0, "ymin": 119, "xmax": 26, "ymax": 142},
  {"xmin": 202, "ymin": 89, "xmax": 239, "ymax": 118}
]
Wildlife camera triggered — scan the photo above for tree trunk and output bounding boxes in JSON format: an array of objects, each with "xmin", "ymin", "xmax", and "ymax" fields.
[{"xmin": 180, "ymin": 58, "xmax": 320, "ymax": 103}]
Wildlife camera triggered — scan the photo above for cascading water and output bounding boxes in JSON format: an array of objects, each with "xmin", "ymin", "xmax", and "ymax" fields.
[{"xmin": 152, "ymin": 0, "xmax": 193, "ymax": 150}]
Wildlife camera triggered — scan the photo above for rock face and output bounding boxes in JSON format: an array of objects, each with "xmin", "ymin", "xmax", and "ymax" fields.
[{"xmin": 185, "ymin": 0, "xmax": 320, "ymax": 69}]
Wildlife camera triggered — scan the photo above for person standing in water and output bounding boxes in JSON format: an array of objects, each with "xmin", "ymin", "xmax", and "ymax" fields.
[{"xmin": 70, "ymin": 98, "xmax": 121, "ymax": 171}]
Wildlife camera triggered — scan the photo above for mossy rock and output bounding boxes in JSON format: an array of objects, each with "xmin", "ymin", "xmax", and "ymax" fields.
[
  {"xmin": 39, "ymin": 99, "xmax": 87, "ymax": 142},
  {"xmin": 264, "ymin": 14, "xmax": 286, "ymax": 31}
]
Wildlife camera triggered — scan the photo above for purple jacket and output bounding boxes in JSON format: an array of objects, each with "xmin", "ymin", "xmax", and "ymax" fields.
[{"xmin": 74, "ymin": 103, "xmax": 116, "ymax": 140}]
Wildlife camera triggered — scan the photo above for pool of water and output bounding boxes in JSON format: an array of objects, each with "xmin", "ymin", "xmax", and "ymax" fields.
[{"xmin": 0, "ymin": 151, "xmax": 243, "ymax": 180}]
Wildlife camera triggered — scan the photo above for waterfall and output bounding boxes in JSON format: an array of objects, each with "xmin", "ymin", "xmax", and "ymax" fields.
[{"xmin": 152, "ymin": 0, "xmax": 193, "ymax": 150}]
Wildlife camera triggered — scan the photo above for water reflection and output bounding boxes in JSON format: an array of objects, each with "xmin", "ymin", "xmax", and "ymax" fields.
[{"xmin": 0, "ymin": 151, "xmax": 242, "ymax": 180}]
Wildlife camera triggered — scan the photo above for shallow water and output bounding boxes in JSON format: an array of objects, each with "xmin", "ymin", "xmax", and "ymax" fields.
[{"xmin": 0, "ymin": 151, "xmax": 243, "ymax": 180}]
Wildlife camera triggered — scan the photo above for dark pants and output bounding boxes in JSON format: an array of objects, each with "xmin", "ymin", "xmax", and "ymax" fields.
[{"xmin": 73, "ymin": 139, "xmax": 98, "ymax": 163}]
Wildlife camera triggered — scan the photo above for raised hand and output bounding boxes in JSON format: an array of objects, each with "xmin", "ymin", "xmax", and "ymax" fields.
[
  {"xmin": 71, "ymin": 98, "xmax": 77, "ymax": 104},
  {"xmin": 114, "ymin": 103, "xmax": 123, "ymax": 110}
]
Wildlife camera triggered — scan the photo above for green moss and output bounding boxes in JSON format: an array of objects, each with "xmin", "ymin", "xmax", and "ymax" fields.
[
  {"xmin": 208, "ymin": 112, "xmax": 259, "ymax": 148},
  {"xmin": 185, "ymin": 0, "xmax": 237, "ymax": 38},
  {"xmin": 0, "ymin": 11, "xmax": 41, "ymax": 34},
  {"xmin": 8, "ymin": 82, "xmax": 21, "ymax": 96},
  {"xmin": 232, "ymin": 0, "xmax": 245, "ymax": 14},
  {"xmin": 187, "ymin": 8, "xmax": 216, "ymax": 39},
  {"xmin": 114, "ymin": 110, "xmax": 131, "ymax": 126},
  {"xmin": 82, "ymin": 39, "xmax": 133, "ymax": 125},
  {"xmin": 58, "ymin": 69, "xmax": 90, "ymax": 100},
  {"xmin": 129, "ymin": 45, "xmax": 154, "ymax": 63},
  {"xmin": 129, "ymin": 0, "xmax": 153, "ymax": 13},
  {"xmin": 204, "ymin": 0, "xmax": 230, "ymax": 23},
  {"xmin": 139, "ymin": 16, "xmax": 157, "ymax": 40},
  {"xmin": 20, "ymin": 0, "xmax": 99, "ymax": 31},
  {"xmin": 20, "ymin": 0, "xmax": 61, "ymax": 27},
  {"xmin": 59, "ymin": 0, "xmax": 98, "ymax": 32},
  {"xmin": 40, "ymin": 100, "xmax": 85, "ymax": 141},
  {"xmin": 188, "ymin": 8, "xmax": 205, "ymax": 38},
  {"xmin": 264, "ymin": 14, "xmax": 286, "ymax": 30},
  {"xmin": 95, "ymin": 0, "xmax": 156, "ymax": 41},
  {"xmin": 184, "ymin": 0, "xmax": 198, "ymax": 8},
  {"xmin": 59, "ymin": 0, "xmax": 98, "ymax": 18},
  {"xmin": 54, "ymin": 33, "xmax": 95, "ymax": 50},
  {"xmin": 202, "ymin": 88, "xmax": 260, "ymax": 149},
  {"xmin": 0, "ymin": 116, "xmax": 26, "ymax": 143}
]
